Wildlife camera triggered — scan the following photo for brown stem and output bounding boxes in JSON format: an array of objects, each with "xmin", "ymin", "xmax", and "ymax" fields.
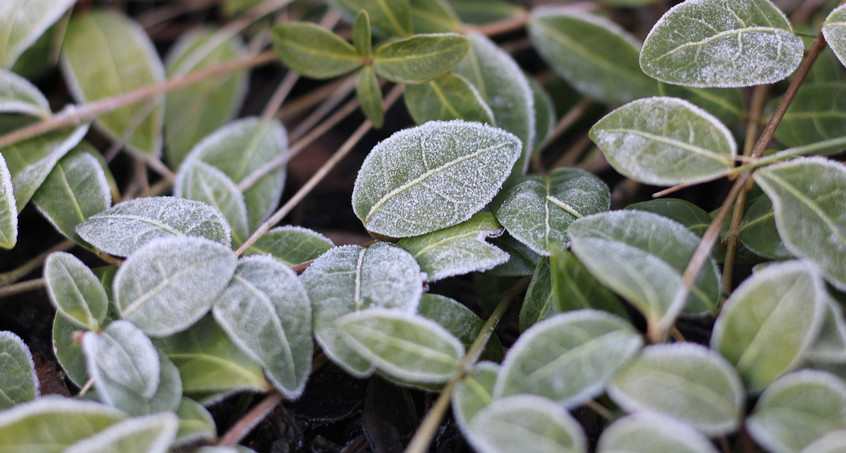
[
  {"xmin": 0, "ymin": 278, "xmax": 45, "ymax": 300},
  {"xmin": 217, "ymin": 391, "xmax": 285, "ymax": 447},
  {"xmin": 0, "ymin": 239, "xmax": 74, "ymax": 285}
]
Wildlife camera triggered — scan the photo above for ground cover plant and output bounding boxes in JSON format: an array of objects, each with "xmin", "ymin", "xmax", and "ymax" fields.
[{"xmin": 2, "ymin": 0, "xmax": 846, "ymax": 451}]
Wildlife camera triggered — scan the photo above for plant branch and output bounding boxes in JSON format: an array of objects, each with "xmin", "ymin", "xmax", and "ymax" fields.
[
  {"xmin": 217, "ymin": 391, "xmax": 285, "ymax": 447},
  {"xmin": 0, "ymin": 278, "xmax": 45, "ymax": 300},
  {"xmin": 0, "ymin": 239, "xmax": 74, "ymax": 285}
]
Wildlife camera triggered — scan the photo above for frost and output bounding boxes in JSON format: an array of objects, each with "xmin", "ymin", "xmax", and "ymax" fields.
[
  {"xmin": 352, "ymin": 120, "xmax": 521, "ymax": 238},
  {"xmin": 0, "ymin": 331, "xmax": 38, "ymax": 408},
  {"xmin": 76, "ymin": 196, "xmax": 231, "ymax": 257},
  {"xmin": 0, "ymin": 68, "xmax": 50, "ymax": 117},
  {"xmin": 44, "ymin": 252, "xmax": 108, "ymax": 330},
  {"xmin": 175, "ymin": 160, "xmax": 249, "ymax": 245},
  {"xmin": 244, "ymin": 225, "xmax": 333, "ymax": 265},
  {"xmin": 598, "ymin": 413, "xmax": 719, "ymax": 453},
  {"xmin": 0, "ymin": 0, "xmax": 75, "ymax": 68},
  {"xmin": 823, "ymin": 6, "xmax": 846, "ymax": 69},
  {"xmin": 0, "ymin": 153, "xmax": 16, "ymax": 249},
  {"xmin": 64, "ymin": 412, "xmax": 178, "ymax": 453},
  {"xmin": 82, "ymin": 321, "xmax": 161, "ymax": 401}
]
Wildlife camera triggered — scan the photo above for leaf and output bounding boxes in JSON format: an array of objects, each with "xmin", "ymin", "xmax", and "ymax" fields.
[
  {"xmin": 352, "ymin": 11, "xmax": 372, "ymax": 58},
  {"xmin": 0, "ymin": 0, "xmax": 75, "ymax": 68},
  {"xmin": 597, "ymin": 413, "xmax": 719, "ymax": 453},
  {"xmin": 33, "ymin": 147, "xmax": 112, "ymax": 246},
  {"xmin": 769, "ymin": 83, "xmax": 846, "ymax": 152},
  {"xmin": 807, "ymin": 296, "xmax": 846, "ymax": 364},
  {"xmin": 164, "ymin": 27, "xmax": 248, "ymax": 166},
  {"xmin": 403, "ymin": 73, "xmax": 495, "ymax": 125},
  {"xmin": 175, "ymin": 160, "xmax": 249, "ymax": 246},
  {"xmin": 626, "ymin": 198, "xmax": 713, "ymax": 237},
  {"xmin": 711, "ymin": 260, "xmax": 827, "ymax": 392},
  {"xmin": 550, "ymin": 247, "xmax": 628, "ymax": 319},
  {"xmin": 44, "ymin": 252, "xmax": 108, "ymax": 330},
  {"xmin": 801, "ymin": 431, "xmax": 846, "ymax": 453},
  {"xmin": 418, "ymin": 293, "xmax": 502, "ymax": 362},
  {"xmin": 529, "ymin": 77, "xmax": 555, "ymax": 151},
  {"xmin": 0, "ymin": 397, "xmax": 126, "ymax": 453},
  {"xmin": 174, "ymin": 398, "xmax": 215, "ymax": 447},
  {"xmin": 356, "ymin": 66, "xmax": 384, "ymax": 128},
  {"xmin": 452, "ymin": 362, "xmax": 499, "ymax": 428},
  {"xmin": 494, "ymin": 168, "xmax": 610, "ymax": 255},
  {"xmin": 82, "ymin": 320, "xmax": 160, "ymax": 401},
  {"xmin": 114, "ymin": 236, "xmax": 237, "ymax": 337},
  {"xmin": 0, "ymin": 153, "xmax": 16, "ymax": 249},
  {"xmin": 396, "ymin": 211, "xmax": 508, "ymax": 281},
  {"xmin": 64, "ymin": 412, "xmax": 178, "ymax": 453},
  {"xmin": 325, "ymin": 0, "xmax": 411, "ymax": 37},
  {"xmin": 589, "ymin": 96, "xmax": 737, "ymax": 186},
  {"xmin": 466, "ymin": 395, "xmax": 587, "ymax": 453},
  {"xmin": 0, "ymin": 68, "xmax": 50, "ymax": 117},
  {"xmin": 657, "ymin": 83, "xmax": 746, "ymax": 125},
  {"xmin": 518, "ymin": 258, "xmax": 557, "ymax": 332},
  {"xmin": 568, "ymin": 211, "xmax": 721, "ymax": 330},
  {"xmin": 244, "ymin": 225, "xmax": 333, "ymax": 266},
  {"xmin": 270, "ymin": 22, "xmax": 362, "ymax": 79},
  {"xmin": 823, "ymin": 5, "xmax": 846, "ymax": 70},
  {"xmin": 213, "ymin": 255, "xmax": 313, "ymax": 398},
  {"xmin": 487, "ymin": 234, "xmax": 541, "ymax": 277},
  {"xmin": 747, "ymin": 370, "xmax": 846, "ymax": 453},
  {"xmin": 755, "ymin": 158, "xmax": 846, "ymax": 290},
  {"xmin": 528, "ymin": 8, "xmax": 658, "ymax": 105},
  {"xmin": 739, "ymin": 193, "xmax": 792, "ymax": 259},
  {"xmin": 52, "ymin": 312, "xmax": 93, "ymax": 388},
  {"xmin": 62, "ymin": 10, "xmax": 165, "ymax": 157},
  {"xmin": 639, "ymin": 0, "xmax": 804, "ymax": 87},
  {"xmin": 352, "ymin": 120, "xmax": 521, "ymax": 238},
  {"xmin": 608, "ymin": 343, "xmax": 745, "ymax": 435},
  {"xmin": 494, "ymin": 310, "xmax": 642, "ymax": 407},
  {"xmin": 0, "ymin": 332, "xmax": 38, "ymax": 409},
  {"xmin": 410, "ymin": 0, "xmax": 459, "ymax": 33},
  {"xmin": 372, "ymin": 33, "xmax": 469, "ymax": 84},
  {"xmin": 300, "ymin": 243, "xmax": 423, "ymax": 377},
  {"xmin": 76, "ymin": 196, "xmax": 231, "ymax": 257}
]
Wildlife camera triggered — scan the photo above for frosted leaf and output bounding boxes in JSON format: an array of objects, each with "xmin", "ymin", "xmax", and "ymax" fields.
[
  {"xmin": 300, "ymin": 243, "xmax": 423, "ymax": 377},
  {"xmin": 640, "ymin": 0, "xmax": 804, "ymax": 87},
  {"xmin": 494, "ymin": 168, "xmax": 610, "ymax": 255},
  {"xmin": 76, "ymin": 196, "xmax": 231, "ymax": 257},
  {"xmin": 81, "ymin": 321, "xmax": 160, "ymax": 404},
  {"xmin": 324, "ymin": 0, "xmax": 411, "ymax": 37},
  {"xmin": 213, "ymin": 256, "xmax": 313, "ymax": 398},
  {"xmin": 0, "ymin": 331, "xmax": 38, "ymax": 409},
  {"xmin": 173, "ymin": 398, "xmax": 215, "ymax": 447},
  {"xmin": 487, "ymin": 233, "xmax": 541, "ymax": 277},
  {"xmin": 176, "ymin": 160, "xmax": 249, "ymax": 246},
  {"xmin": 64, "ymin": 412, "xmax": 178, "ymax": 453},
  {"xmin": 0, "ymin": 0, "xmax": 75, "ymax": 68},
  {"xmin": 0, "ymin": 153, "xmax": 16, "ymax": 249},
  {"xmin": 801, "ymin": 431, "xmax": 846, "ymax": 453},
  {"xmin": 452, "ymin": 362, "xmax": 499, "ymax": 430},
  {"xmin": 244, "ymin": 225, "xmax": 333, "ymax": 266},
  {"xmin": 352, "ymin": 120, "xmax": 521, "ymax": 238},
  {"xmin": 396, "ymin": 212, "xmax": 508, "ymax": 281},
  {"xmin": 589, "ymin": 97, "xmax": 737, "ymax": 186},
  {"xmin": 823, "ymin": 6, "xmax": 846, "ymax": 70},
  {"xmin": 519, "ymin": 258, "xmax": 557, "ymax": 332},
  {"xmin": 807, "ymin": 297, "xmax": 846, "ymax": 364},
  {"xmin": 0, "ymin": 68, "xmax": 50, "ymax": 117},
  {"xmin": 113, "ymin": 236, "xmax": 237, "ymax": 337},
  {"xmin": 597, "ymin": 413, "xmax": 719, "ymax": 453},
  {"xmin": 44, "ymin": 252, "xmax": 108, "ymax": 331},
  {"xmin": 770, "ymin": 83, "xmax": 846, "ymax": 152},
  {"xmin": 418, "ymin": 293, "xmax": 503, "ymax": 362}
]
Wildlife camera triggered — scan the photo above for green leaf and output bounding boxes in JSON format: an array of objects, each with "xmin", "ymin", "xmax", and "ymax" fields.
[
  {"xmin": 418, "ymin": 293, "xmax": 502, "ymax": 362},
  {"xmin": 600, "ymin": 0, "xmax": 662, "ymax": 6},
  {"xmin": 639, "ymin": 0, "xmax": 804, "ymax": 87},
  {"xmin": 739, "ymin": 193, "xmax": 792, "ymax": 259},
  {"xmin": 528, "ymin": 77, "xmax": 555, "ymax": 151},
  {"xmin": 0, "ymin": 68, "xmax": 50, "ymax": 117},
  {"xmin": 300, "ymin": 243, "xmax": 423, "ymax": 377},
  {"xmin": 608, "ymin": 343, "xmax": 745, "ymax": 435},
  {"xmin": 244, "ymin": 225, "xmax": 333, "ymax": 265},
  {"xmin": 353, "ymin": 11, "xmax": 372, "ymax": 58},
  {"xmin": 325, "ymin": 0, "xmax": 411, "ymax": 37},
  {"xmin": 372, "ymin": 33, "xmax": 469, "ymax": 84},
  {"xmin": 355, "ymin": 66, "xmax": 384, "ymax": 128},
  {"xmin": 466, "ymin": 395, "xmax": 587, "ymax": 453},
  {"xmin": 62, "ymin": 10, "xmax": 165, "ymax": 157},
  {"xmin": 626, "ymin": 198, "xmax": 713, "ymax": 237},
  {"xmin": 487, "ymin": 234, "xmax": 541, "ymax": 277},
  {"xmin": 657, "ymin": 83, "xmax": 745, "ymax": 126},
  {"xmin": 597, "ymin": 413, "xmax": 719, "ymax": 453},
  {"xmin": 452, "ymin": 362, "xmax": 499, "ymax": 428},
  {"xmin": 114, "ymin": 236, "xmax": 237, "ymax": 337},
  {"xmin": 0, "ymin": 397, "xmax": 126, "ymax": 453},
  {"xmin": 403, "ymin": 73, "xmax": 495, "ymax": 125},
  {"xmin": 769, "ymin": 83, "xmax": 846, "ymax": 152},
  {"xmin": 411, "ymin": 0, "xmax": 459, "ymax": 33},
  {"xmin": 33, "ymin": 147, "xmax": 112, "ymax": 246},
  {"xmin": 52, "ymin": 312, "xmax": 93, "ymax": 388},
  {"xmin": 528, "ymin": 8, "xmax": 658, "ymax": 105},
  {"xmin": 0, "ymin": 153, "xmax": 16, "ymax": 249},
  {"xmin": 64, "ymin": 412, "xmax": 178, "ymax": 453},
  {"xmin": 397, "ymin": 211, "xmax": 508, "ymax": 282},
  {"xmin": 495, "ymin": 310, "xmax": 642, "ymax": 406},
  {"xmin": 518, "ymin": 258, "xmax": 557, "ymax": 332},
  {"xmin": 568, "ymin": 211, "xmax": 721, "ymax": 330},
  {"xmin": 175, "ymin": 160, "xmax": 248, "ymax": 246},
  {"xmin": 337, "ymin": 309, "xmax": 464, "ymax": 383},
  {"xmin": 808, "ymin": 297, "xmax": 846, "ymax": 364},
  {"xmin": 711, "ymin": 260, "xmax": 827, "ymax": 392},
  {"xmin": 589, "ymin": 96, "xmax": 737, "ymax": 186},
  {"xmin": 0, "ymin": 0, "xmax": 75, "ymax": 68},
  {"xmin": 164, "ymin": 28, "xmax": 248, "ymax": 166},
  {"xmin": 352, "ymin": 120, "xmax": 521, "ymax": 238},
  {"xmin": 0, "ymin": 332, "xmax": 38, "ymax": 409},
  {"xmin": 748, "ymin": 370, "xmax": 846, "ymax": 453},
  {"xmin": 213, "ymin": 256, "xmax": 313, "ymax": 398},
  {"xmin": 174, "ymin": 398, "xmax": 215, "ymax": 447},
  {"xmin": 44, "ymin": 252, "xmax": 108, "ymax": 330},
  {"xmin": 823, "ymin": 5, "xmax": 846, "ymax": 70},
  {"xmin": 271, "ymin": 22, "xmax": 362, "ymax": 79},
  {"xmin": 755, "ymin": 158, "xmax": 846, "ymax": 290},
  {"xmin": 550, "ymin": 247, "xmax": 628, "ymax": 319},
  {"xmin": 801, "ymin": 431, "xmax": 846, "ymax": 453},
  {"xmin": 494, "ymin": 168, "xmax": 610, "ymax": 255}
]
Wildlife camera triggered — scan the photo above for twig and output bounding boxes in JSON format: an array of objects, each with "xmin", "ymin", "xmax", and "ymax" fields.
[
  {"xmin": 533, "ymin": 98, "xmax": 594, "ymax": 172},
  {"xmin": 217, "ymin": 391, "xmax": 285, "ymax": 446},
  {"xmin": 0, "ymin": 239, "xmax": 75, "ymax": 285},
  {"xmin": 0, "ymin": 278, "xmax": 45, "ymax": 300},
  {"xmin": 289, "ymin": 75, "xmax": 357, "ymax": 141}
]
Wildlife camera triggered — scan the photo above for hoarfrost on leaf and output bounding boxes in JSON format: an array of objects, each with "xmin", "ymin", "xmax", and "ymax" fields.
[
  {"xmin": 822, "ymin": 6, "xmax": 846, "ymax": 70},
  {"xmin": 175, "ymin": 160, "xmax": 249, "ymax": 246},
  {"xmin": 0, "ymin": 68, "xmax": 50, "ymax": 117},
  {"xmin": 0, "ymin": 331, "xmax": 39, "ymax": 409},
  {"xmin": 0, "ymin": 153, "xmax": 16, "ymax": 249},
  {"xmin": 44, "ymin": 252, "xmax": 108, "ymax": 331},
  {"xmin": 597, "ymin": 413, "xmax": 719, "ymax": 453},
  {"xmin": 64, "ymin": 412, "xmax": 178, "ymax": 453},
  {"xmin": 82, "ymin": 321, "xmax": 161, "ymax": 401}
]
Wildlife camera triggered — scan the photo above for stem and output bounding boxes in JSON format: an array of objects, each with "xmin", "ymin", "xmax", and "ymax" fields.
[
  {"xmin": 217, "ymin": 391, "xmax": 285, "ymax": 447},
  {"xmin": 0, "ymin": 278, "xmax": 45, "ymax": 300},
  {"xmin": 463, "ymin": 10, "xmax": 530, "ymax": 36},
  {"xmin": 288, "ymin": 75, "xmax": 357, "ymax": 141},
  {"xmin": 0, "ymin": 239, "xmax": 74, "ymax": 285}
]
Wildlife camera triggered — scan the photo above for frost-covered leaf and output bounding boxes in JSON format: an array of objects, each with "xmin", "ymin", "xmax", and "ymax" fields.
[
  {"xmin": 748, "ymin": 370, "xmax": 846, "ymax": 453},
  {"xmin": 639, "ymin": 0, "xmax": 804, "ymax": 87},
  {"xmin": 494, "ymin": 168, "xmax": 610, "ymax": 255},
  {"xmin": 590, "ymin": 96, "xmax": 737, "ymax": 186},
  {"xmin": 337, "ymin": 309, "xmax": 464, "ymax": 383},
  {"xmin": 356, "ymin": 66, "xmax": 384, "ymax": 128},
  {"xmin": 550, "ymin": 247, "xmax": 628, "ymax": 319},
  {"xmin": 739, "ymin": 193, "xmax": 792, "ymax": 259},
  {"xmin": 569, "ymin": 211, "xmax": 721, "ymax": 331},
  {"xmin": 466, "ymin": 395, "xmax": 587, "ymax": 453},
  {"xmin": 175, "ymin": 160, "xmax": 248, "ymax": 246},
  {"xmin": 403, "ymin": 73, "xmax": 495, "ymax": 125},
  {"xmin": 372, "ymin": 33, "xmax": 469, "ymax": 84},
  {"xmin": 418, "ymin": 293, "xmax": 502, "ymax": 362},
  {"xmin": 174, "ymin": 398, "xmax": 215, "ymax": 447},
  {"xmin": 597, "ymin": 413, "xmax": 719, "ymax": 453},
  {"xmin": 495, "ymin": 310, "xmax": 642, "ymax": 407},
  {"xmin": 325, "ymin": 0, "xmax": 411, "ymax": 37},
  {"xmin": 271, "ymin": 22, "xmax": 362, "ymax": 79},
  {"xmin": 44, "ymin": 252, "xmax": 108, "ymax": 330},
  {"xmin": 626, "ymin": 198, "xmax": 713, "ymax": 237},
  {"xmin": 411, "ymin": 0, "xmax": 459, "ymax": 33},
  {"xmin": 244, "ymin": 225, "xmax": 333, "ymax": 265},
  {"xmin": 76, "ymin": 197, "xmax": 231, "ymax": 257},
  {"xmin": 397, "ymin": 212, "xmax": 508, "ymax": 281},
  {"xmin": 300, "ymin": 243, "xmax": 423, "ymax": 377},
  {"xmin": 487, "ymin": 234, "xmax": 541, "ymax": 277},
  {"xmin": 657, "ymin": 83, "xmax": 745, "ymax": 126},
  {"xmin": 0, "ymin": 153, "xmax": 16, "ymax": 249},
  {"xmin": 64, "ymin": 412, "xmax": 178, "ymax": 453},
  {"xmin": 528, "ymin": 8, "xmax": 658, "ymax": 105},
  {"xmin": 808, "ymin": 297, "xmax": 846, "ymax": 364},
  {"xmin": 33, "ymin": 147, "xmax": 112, "ymax": 246},
  {"xmin": 0, "ymin": 68, "xmax": 50, "ymax": 117},
  {"xmin": 53, "ymin": 312, "xmax": 93, "ymax": 388},
  {"xmin": 770, "ymin": 83, "xmax": 846, "ymax": 152},
  {"xmin": 0, "ymin": 332, "xmax": 38, "ymax": 409},
  {"xmin": 213, "ymin": 256, "xmax": 313, "ymax": 398},
  {"xmin": 823, "ymin": 6, "xmax": 846, "ymax": 70},
  {"xmin": 755, "ymin": 158, "xmax": 846, "ymax": 290},
  {"xmin": 0, "ymin": 0, "xmax": 75, "ymax": 68},
  {"xmin": 82, "ymin": 320, "xmax": 161, "ymax": 401},
  {"xmin": 518, "ymin": 258, "xmax": 556, "ymax": 332},
  {"xmin": 452, "ymin": 362, "xmax": 498, "ymax": 429},
  {"xmin": 114, "ymin": 236, "xmax": 237, "ymax": 337},
  {"xmin": 165, "ymin": 28, "xmax": 248, "ymax": 166},
  {"xmin": 608, "ymin": 343, "xmax": 744, "ymax": 435},
  {"xmin": 711, "ymin": 260, "xmax": 827, "ymax": 392},
  {"xmin": 801, "ymin": 431, "xmax": 846, "ymax": 453},
  {"xmin": 352, "ymin": 120, "xmax": 521, "ymax": 238},
  {"xmin": 62, "ymin": 10, "xmax": 165, "ymax": 157}
]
